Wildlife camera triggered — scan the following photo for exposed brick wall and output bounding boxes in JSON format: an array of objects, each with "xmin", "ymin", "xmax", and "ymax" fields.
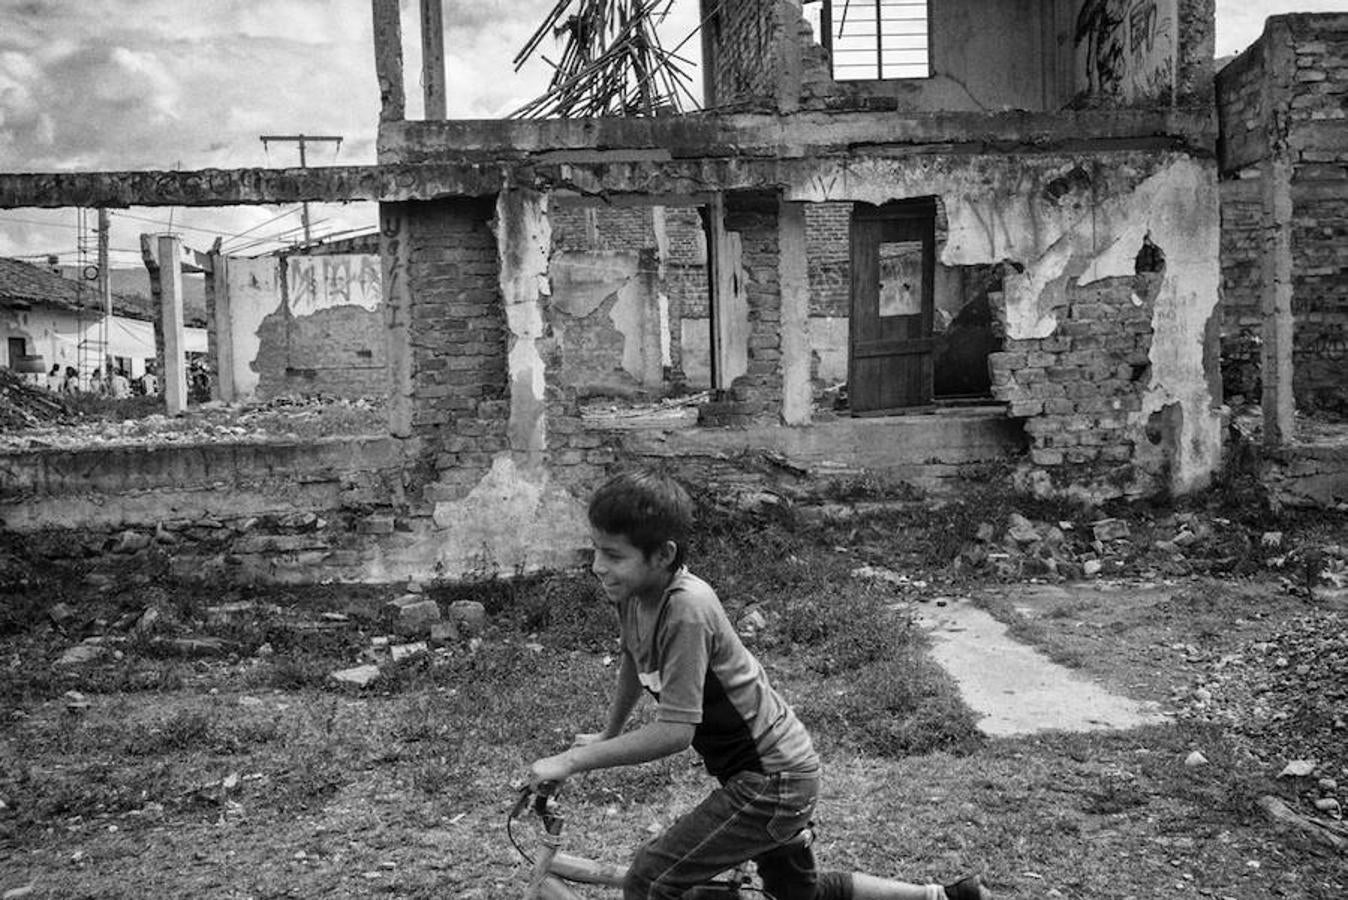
[
  {"xmin": 1284, "ymin": 15, "xmax": 1348, "ymax": 128},
  {"xmin": 1218, "ymin": 189, "xmax": 1262, "ymax": 335},
  {"xmin": 404, "ymin": 198, "xmax": 509, "ymax": 502},
  {"xmin": 1217, "ymin": 15, "xmax": 1348, "ymax": 413},
  {"xmin": 549, "ymin": 205, "xmax": 657, "ymax": 252},
  {"xmin": 701, "ymin": 191, "xmax": 783, "ymax": 425},
  {"xmin": 1293, "ymin": 194, "xmax": 1348, "ymax": 412},
  {"xmin": 253, "ymin": 305, "xmax": 386, "ymax": 399},
  {"xmin": 989, "ymin": 275, "xmax": 1152, "ymax": 474},
  {"xmin": 1216, "ymin": 37, "xmax": 1269, "ymax": 172},
  {"xmin": 706, "ymin": 0, "xmax": 780, "ymax": 110},
  {"xmin": 805, "ymin": 202, "xmax": 851, "ymax": 317}
]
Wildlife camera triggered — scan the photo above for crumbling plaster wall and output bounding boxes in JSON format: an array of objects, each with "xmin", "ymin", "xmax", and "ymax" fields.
[
  {"xmin": 717, "ymin": 0, "xmax": 1211, "ymax": 115},
  {"xmin": 369, "ymin": 192, "xmax": 598, "ymax": 583},
  {"xmin": 216, "ymin": 253, "xmax": 385, "ymax": 402},
  {"xmin": 783, "ymin": 150, "xmax": 1223, "ymax": 496}
]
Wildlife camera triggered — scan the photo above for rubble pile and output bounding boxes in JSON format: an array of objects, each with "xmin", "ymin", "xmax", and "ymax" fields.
[
  {"xmin": 0, "ymin": 394, "xmax": 385, "ymax": 452},
  {"xmin": 0, "ymin": 367, "xmax": 73, "ymax": 431}
]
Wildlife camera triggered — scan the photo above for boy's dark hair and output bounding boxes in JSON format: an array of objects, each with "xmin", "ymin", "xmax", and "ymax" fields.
[{"xmin": 588, "ymin": 471, "xmax": 693, "ymax": 570}]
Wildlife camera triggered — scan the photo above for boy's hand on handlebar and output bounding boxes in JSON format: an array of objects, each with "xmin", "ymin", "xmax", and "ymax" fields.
[{"xmin": 527, "ymin": 751, "xmax": 576, "ymax": 789}]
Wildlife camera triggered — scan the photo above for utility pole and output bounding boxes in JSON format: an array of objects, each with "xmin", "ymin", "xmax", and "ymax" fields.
[
  {"xmin": 97, "ymin": 209, "xmax": 111, "ymax": 321},
  {"xmin": 97, "ymin": 209, "xmax": 111, "ymax": 377},
  {"xmin": 259, "ymin": 133, "xmax": 343, "ymax": 244}
]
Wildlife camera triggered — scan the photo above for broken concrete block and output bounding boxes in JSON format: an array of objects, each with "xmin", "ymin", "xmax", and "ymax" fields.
[
  {"xmin": 389, "ymin": 642, "xmax": 428, "ymax": 663},
  {"xmin": 111, "ymin": 530, "xmax": 152, "ymax": 554},
  {"xmin": 1006, "ymin": 513, "xmax": 1041, "ymax": 545},
  {"xmin": 47, "ymin": 602, "xmax": 77, "ymax": 628},
  {"xmin": 331, "ymin": 664, "xmax": 381, "ymax": 687},
  {"xmin": 55, "ymin": 641, "xmax": 107, "ymax": 666},
  {"xmin": 153, "ymin": 637, "xmax": 234, "ymax": 658},
  {"xmin": 448, "ymin": 600, "xmax": 487, "ymax": 636},
  {"xmin": 1092, "ymin": 518, "xmax": 1131, "ymax": 542},
  {"xmin": 384, "ymin": 595, "xmax": 441, "ymax": 636},
  {"xmin": 429, "ymin": 621, "xmax": 460, "ymax": 645},
  {"xmin": 206, "ymin": 602, "xmax": 257, "ymax": 624}
]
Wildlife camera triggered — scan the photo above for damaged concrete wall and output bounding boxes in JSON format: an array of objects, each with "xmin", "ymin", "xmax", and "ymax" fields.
[
  {"xmin": 779, "ymin": 151, "xmax": 1222, "ymax": 498},
  {"xmin": 216, "ymin": 253, "xmax": 385, "ymax": 401},
  {"xmin": 362, "ymin": 193, "xmax": 603, "ymax": 583},
  {"xmin": 710, "ymin": 0, "xmax": 1211, "ymax": 114},
  {"xmin": 547, "ymin": 204, "xmax": 688, "ymax": 397}
]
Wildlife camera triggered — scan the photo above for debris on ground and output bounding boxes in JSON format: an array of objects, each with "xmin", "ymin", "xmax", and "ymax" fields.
[
  {"xmin": 0, "ymin": 368, "xmax": 75, "ymax": 430},
  {"xmin": 0, "ymin": 394, "xmax": 386, "ymax": 451}
]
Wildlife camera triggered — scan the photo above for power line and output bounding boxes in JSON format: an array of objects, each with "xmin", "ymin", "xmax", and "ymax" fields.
[{"xmin": 217, "ymin": 206, "xmax": 305, "ymax": 251}]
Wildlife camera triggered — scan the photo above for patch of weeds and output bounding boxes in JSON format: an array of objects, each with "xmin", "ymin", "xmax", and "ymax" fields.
[
  {"xmin": 778, "ymin": 580, "xmax": 900, "ymax": 675},
  {"xmin": 799, "ymin": 652, "xmax": 984, "ymax": 758},
  {"xmin": 251, "ymin": 655, "xmax": 334, "ymax": 691},
  {"xmin": 275, "ymin": 747, "xmax": 349, "ymax": 811},
  {"xmin": 411, "ymin": 759, "xmax": 457, "ymax": 797},
  {"xmin": 512, "ymin": 572, "xmax": 616, "ymax": 652},
  {"xmin": 5, "ymin": 759, "xmax": 180, "ymax": 828},
  {"xmin": 120, "ymin": 709, "xmax": 217, "ymax": 756}
]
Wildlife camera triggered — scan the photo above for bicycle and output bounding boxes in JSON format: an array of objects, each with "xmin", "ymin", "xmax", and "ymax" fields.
[{"xmin": 509, "ymin": 781, "xmax": 789, "ymax": 898}]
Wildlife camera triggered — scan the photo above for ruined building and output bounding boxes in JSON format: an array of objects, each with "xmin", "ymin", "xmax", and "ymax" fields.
[
  {"xmin": 1218, "ymin": 12, "xmax": 1348, "ymax": 425},
  {"xmin": 2, "ymin": 0, "xmax": 1237, "ymax": 582}
]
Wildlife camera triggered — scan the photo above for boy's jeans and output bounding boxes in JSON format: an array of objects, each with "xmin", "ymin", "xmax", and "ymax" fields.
[{"xmin": 623, "ymin": 769, "xmax": 850, "ymax": 900}]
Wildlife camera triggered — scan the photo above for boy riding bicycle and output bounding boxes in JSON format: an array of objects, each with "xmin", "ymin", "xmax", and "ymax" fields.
[{"xmin": 526, "ymin": 471, "xmax": 990, "ymax": 900}]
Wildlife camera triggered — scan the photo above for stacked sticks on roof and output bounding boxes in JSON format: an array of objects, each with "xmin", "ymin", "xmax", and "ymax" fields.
[{"xmin": 510, "ymin": 0, "xmax": 697, "ymax": 118}]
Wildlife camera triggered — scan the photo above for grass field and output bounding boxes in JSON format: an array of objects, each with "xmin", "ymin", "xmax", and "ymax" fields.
[{"xmin": 1, "ymin": 482, "xmax": 1344, "ymax": 898}]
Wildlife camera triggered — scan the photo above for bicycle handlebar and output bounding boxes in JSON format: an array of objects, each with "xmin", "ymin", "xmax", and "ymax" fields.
[{"xmin": 511, "ymin": 781, "xmax": 565, "ymax": 836}]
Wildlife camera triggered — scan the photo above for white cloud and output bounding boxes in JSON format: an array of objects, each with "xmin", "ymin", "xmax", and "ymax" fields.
[{"xmin": 1, "ymin": 0, "xmax": 1346, "ymax": 262}]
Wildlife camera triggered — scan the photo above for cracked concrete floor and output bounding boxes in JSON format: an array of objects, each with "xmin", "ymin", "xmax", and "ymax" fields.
[{"xmin": 916, "ymin": 595, "xmax": 1168, "ymax": 737}]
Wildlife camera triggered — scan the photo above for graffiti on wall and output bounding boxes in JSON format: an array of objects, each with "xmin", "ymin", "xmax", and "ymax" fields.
[
  {"xmin": 286, "ymin": 255, "xmax": 382, "ymax": 317},
  {"xmin": 1075, "ymin": 0, "xmax": 1176, "ymax": 103}
]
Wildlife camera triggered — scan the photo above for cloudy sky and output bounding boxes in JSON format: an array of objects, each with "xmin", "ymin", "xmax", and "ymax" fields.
[{"xmin": 0, "ymin": 0, "xmax": 1342, "ymax": 268}]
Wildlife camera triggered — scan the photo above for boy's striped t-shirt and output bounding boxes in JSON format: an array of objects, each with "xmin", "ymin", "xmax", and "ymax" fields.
[{"xmin": 618, "ymin": 568, "xmax": 819, "ymax": 778}]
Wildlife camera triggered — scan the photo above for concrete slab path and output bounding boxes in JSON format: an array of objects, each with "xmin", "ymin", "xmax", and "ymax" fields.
[{"xmin": 916, "ymin": 597, "xmax": 1168, "ymax": 737}]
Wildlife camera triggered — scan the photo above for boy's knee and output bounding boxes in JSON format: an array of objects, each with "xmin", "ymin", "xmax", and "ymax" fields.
[{"xmin": 622, "ymin": 846, "xmax": 657, "ymax": 899}]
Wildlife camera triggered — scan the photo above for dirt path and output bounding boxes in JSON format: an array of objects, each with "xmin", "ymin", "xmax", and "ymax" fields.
[{"xmin": 917, "ymin": 590, "xmax": 1168, "ymax": 736}]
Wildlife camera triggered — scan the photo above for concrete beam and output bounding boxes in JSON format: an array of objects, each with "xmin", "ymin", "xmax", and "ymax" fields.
[
  {"xmin": 379, "ymin": 108, "xmax": 1217, "ymax": 164},
  {"xmin": 0, "ymin": 164, "xmax": 508, "ymax": 209}
]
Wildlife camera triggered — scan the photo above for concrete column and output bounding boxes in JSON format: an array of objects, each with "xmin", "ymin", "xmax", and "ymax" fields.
[
  {"xmin": 494, "ymin": 188, "xmax": 551, "ymax": 462},
  {"xmin": 156, "ymin": 235, "xmax": 188, "ymax": 416},
  {"xmin": 1259, "ymin": 155, "xmax": 1296, "ymax": 448},
  {"xmin": 779, "ymin": 199, "xmax": 811, "ymax": 425},
  {"xmin": 705, "ymin": 194, "xmax": 748, "ymax": 391},
  {"xmin": 1259, "ymin": 19, "xmax": 1297, "ymax": 447},
  {"xmin": 380, "ymin": 203, "xmax": 414, "ymax": 437},
  {"xmin": 208, "ymin": 253, "xmax": 236, "ymax": 403},
  {"xmin": 372, "ymin": 0, "xmax": 405, "ymax": 122},
  {"xmin": 420, "ymin": 0, "xmax": 446, "ymax": 119}
]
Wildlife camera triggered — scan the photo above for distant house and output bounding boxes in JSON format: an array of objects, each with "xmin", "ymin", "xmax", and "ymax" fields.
[{"xmin": 0, "ymin": 257, "xmax": 205, "ymax": 387}]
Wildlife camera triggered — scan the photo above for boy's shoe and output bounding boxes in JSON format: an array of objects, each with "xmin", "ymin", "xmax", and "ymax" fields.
[{"xmin": 944, "ymin": 875, "xmax": 989, "ymax": 900}]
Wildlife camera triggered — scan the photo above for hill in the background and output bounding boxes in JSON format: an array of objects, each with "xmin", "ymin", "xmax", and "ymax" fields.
[{"xmin": 58, "ymin": 265, "xmax": 208, "ymax": 327}]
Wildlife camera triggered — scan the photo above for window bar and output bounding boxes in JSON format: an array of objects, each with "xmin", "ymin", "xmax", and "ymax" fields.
[{"xmin": 873, "ymin": 0, "xmax": 883, "ymax": 77}]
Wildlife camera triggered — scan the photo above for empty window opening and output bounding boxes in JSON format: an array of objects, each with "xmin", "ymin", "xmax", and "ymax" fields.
[{"xmin": 807, "ymin": 0, "xmax": 931, "ymax": 81}]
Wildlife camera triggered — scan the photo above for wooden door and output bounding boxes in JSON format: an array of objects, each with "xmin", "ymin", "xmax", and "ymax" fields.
[{"xmin": 848, "ymin": 201, "xmax": 936, "ymax": 415}]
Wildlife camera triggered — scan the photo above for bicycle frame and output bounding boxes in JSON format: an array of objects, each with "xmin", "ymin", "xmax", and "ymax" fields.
[{"xmin": 510, "ymin": 784, "xmax": 749, "ymax": 899}]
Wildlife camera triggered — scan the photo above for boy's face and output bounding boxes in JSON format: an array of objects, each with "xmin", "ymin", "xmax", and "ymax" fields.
[{"xmin": 589, "ymin": 526, "xmax": 675, "ymax": 605}]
